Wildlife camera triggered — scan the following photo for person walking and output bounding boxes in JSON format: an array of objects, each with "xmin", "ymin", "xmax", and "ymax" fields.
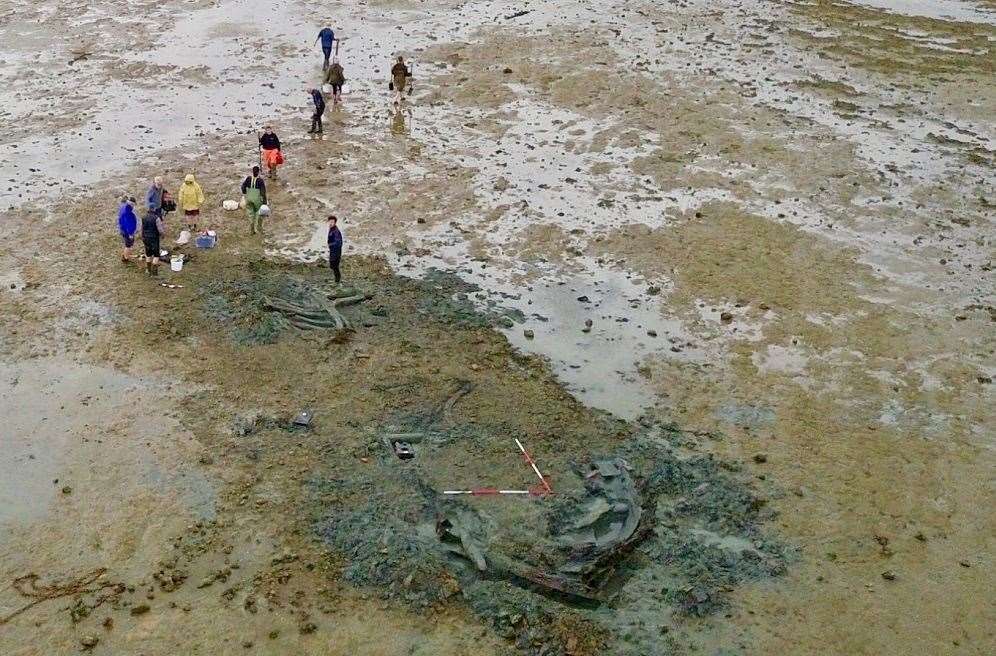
[
  {"xmin": 241, "ymin": 166, "xmax": 268, "ymax": 235},
  {"xmin": 259, "ymin": 126, "xmax": 283, "ymax": 178},
  {"xmin": 141, "ymin": 209, "xmax": 166, "ymax": 277},
  {"xmin": 178, "ymin": 173, "xmax": 205, "ymax": 230},
  {"xmin": 315, "ymin": 26, "xmax": 336, "ymax": 70},
  {"xmin": 308, "ymin": 88, "xmax": 326, "ymax": 135},
  {"xmin": 324, "ymin": 58, "xmax": 345, "ymax": 106},
  {"xmin": 327, "ymin": 215, "xmax": 343, "ymax": 284},
  {"xmin": 117, "ymin": 196, "xmax": 138, "ymax": 262},
  {"xmin": 146, "ymin": 176, "xmax": 166, "ymax": 217},
  {"xmin": 390, "ymin": 56, "xmax": 410, "ymax": 106}
]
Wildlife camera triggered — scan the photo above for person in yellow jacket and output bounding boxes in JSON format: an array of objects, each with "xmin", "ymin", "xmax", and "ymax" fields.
[{"xmin": 178, "ymin": 174, "xmax": 205, "ymax": 230}]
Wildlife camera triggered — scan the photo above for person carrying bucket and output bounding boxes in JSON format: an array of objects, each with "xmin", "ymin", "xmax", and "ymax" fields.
[
  {"xmin": 315, "ymin": 26, "xmax": 336, "ymax": 70},
  {"xmin": 258, "ymin": 126, "xmax": 283, "ymax": 178},
  {"xmin": 390, "ymin": 56, "xmax": 411, "ymax": 106},
  {"xmin": 241, "ymin": 166, "xmax": 268, "ymax": 235},
  {"xmin": 178, "ymin": 173, "xmax": 205, "ymax": 230}
]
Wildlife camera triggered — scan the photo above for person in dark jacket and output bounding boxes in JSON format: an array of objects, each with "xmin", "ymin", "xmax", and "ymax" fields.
[
  {"xmin": 327, "ymin": 215, "xmax": 343, "ymax": 283},
  {"xmin": 141, "ymin": 210, "xmax": 166, "ymax": 277},
  {"xmin": 241, "ymin": 166, "xmax": 268, "ymax": 235},
  {"xmin": 259, "ymin": 127, "xmax": 283, "ymax": 177},
  {"xmin": 315, "ymin": 27, "xmax": 336, "ymax": 70},
  {"xmin": 117, "ymin": 196, "xmax": 138, "ymax": 262},
  {"xmin": 309, "ymin": 88, "xmax": 326, "ymax": 134}
]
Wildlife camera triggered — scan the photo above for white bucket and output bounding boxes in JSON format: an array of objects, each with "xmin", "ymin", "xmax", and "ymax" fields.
[{"xmin": 170, "ymin": 255, "xmax": 184, "ymax": 272}]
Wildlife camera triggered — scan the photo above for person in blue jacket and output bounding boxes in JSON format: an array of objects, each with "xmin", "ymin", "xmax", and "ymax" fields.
[
  {"xmin": 117, "ymin": 196, "xmax": 138, "ymax": 262},
  {"xmin": 327, "ymin": 215, "xmax": 343, "ymax": 283},
  {"xmin": 315, "ymin": 27, "xmax": 336, "ymax": 70}
]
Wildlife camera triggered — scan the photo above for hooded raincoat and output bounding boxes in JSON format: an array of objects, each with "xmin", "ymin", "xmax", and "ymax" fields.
[{"xmin": 178, "ymin": 175, "xmax": 205, "ymax": 212}]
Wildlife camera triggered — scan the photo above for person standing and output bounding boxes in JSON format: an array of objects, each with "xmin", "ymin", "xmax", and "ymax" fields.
[
  {"xmin": 315, "ymin": 26, "xmax": 336, "ymax": 70},
  {"xmin": 117, "ymin": 196, "xmax": 138, "ymax": 262},
  {"xmin": 259, "ymin": 127, "xmax": 283, "ymax": 178},
  {"xmin": 323, "ymin": 58, "xmax": 346, "ymax": 106},
  {"xmin": 141, "ymin": 210, "xmax": 166, "ymax": 277},
  {"xmin": 391, "ymin": 56, "xmax": 410, "ymax": 106},
  {"xmin": 327, "ymin": 215, "xmax": 343, "ymax": 284},
  {"xmin": 146, "ymin": 176, "xmax": 166, "ymax": 217},
  {"xmin": 241, "ymin": 166, "xmax": 268, "ymax": 235},
  {"xmin": 178, "ymin": 173, "xmax": 205, "ymax": 230},
  {"xmin": 309, "ymin": 88, "xmax": 326, "ymax": 135}
]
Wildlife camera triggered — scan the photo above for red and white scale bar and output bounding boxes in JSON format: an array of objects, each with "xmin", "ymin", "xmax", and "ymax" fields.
[
  {"xmin": 442, "ymin": 439, "xmax": 553, "ymax": 497},
  {"xmin": 442, "ymin": 489, "xmax": 534, "ymax": 496},
  {"xmin": 515, "ymin": 438, "xmax": 553, "ymax": 494}
]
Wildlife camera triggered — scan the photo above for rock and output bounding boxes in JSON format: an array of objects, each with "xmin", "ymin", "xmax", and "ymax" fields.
[
  {"xmin": 503, "ymin": 67, "xmax": 513, "ymax": 74},
  {"xmin": 753, "ymin": 453, "xmax": 767, "ymax": 464},
  {"xmin": 582, "ymin": 319, "xmax": 593, "ymax": 333},
  {"xmin": 416, "ymin": 217, "xmax": 426, "ymax": 224},
  {"xmin": 577, "ymin": 295, "xmax": 590, "ymax": 303},
  {"xmin": 523, "ymin": 329, "xmax": 534, "ymax": 339},
  {"xmin": 881, "ymin": 570, "xmax": 896, "ymax": 581},
  {"xmin": 61, "ymin": 486, "xmax": 72, "ymax": 495},
  {"xmin": 130, "ymin": 604, "xmax": 151, "ymax": 616},
  {"xmin": 647, "ymin": 330, "xmax": 657, "ymax": 337},
  {"xmin": 720, "ymin": 311, "xmax": 734, "ymax": 323},
  {"xmin": 268, "ymin": 630, "xmax": 280, "ymax": 640},
  {"xmin": 498, "ymin": 316, "xmax": 515, "ymax": 329},
  {"xmin": 299, "ymin": 621, "xmax": 318, "ymax": 634},
  {"xmin": 647, "ymin": 285, "xmax": 661, "ymax": 295},
  {"xmin": 81, "ymin": 635, "xmax": 99, "ymax": 649}
]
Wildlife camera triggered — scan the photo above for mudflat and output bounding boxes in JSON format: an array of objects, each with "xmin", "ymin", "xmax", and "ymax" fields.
[{"xmin": 1, "ymin": 1, "xmax": 993, "ymax": 655}]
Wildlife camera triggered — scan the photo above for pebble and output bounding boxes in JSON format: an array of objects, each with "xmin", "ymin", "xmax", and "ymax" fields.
[
  {"xmin": 720, "ymin": 311, "xmax": 734, "ymax": 323},
  {"xmin": 753, "ymin": 453, "xmax": 768, "ymax": 464},
  {"xmin": 61, "ymin": 486, "xmax": 72, "ymax": 495},
  {"xmin": 523, "ymin": 329, "xmax": 534, "ymax": 339},
  {"xmin": 81, "ymin": 635, "xmax": 99, "ymax": 649},
  {"xmin": 881, "ymin": 570, "xmax": 897, "ymax": 581},
  {"xmin": 130, "ymin": 604, "xmax": 151, "ymax": 616}
]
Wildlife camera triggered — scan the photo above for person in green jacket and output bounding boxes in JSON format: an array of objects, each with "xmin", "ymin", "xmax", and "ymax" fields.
[{"xmin": 241, "ymin": 166, "xmax": 267, "ymax": 235}]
